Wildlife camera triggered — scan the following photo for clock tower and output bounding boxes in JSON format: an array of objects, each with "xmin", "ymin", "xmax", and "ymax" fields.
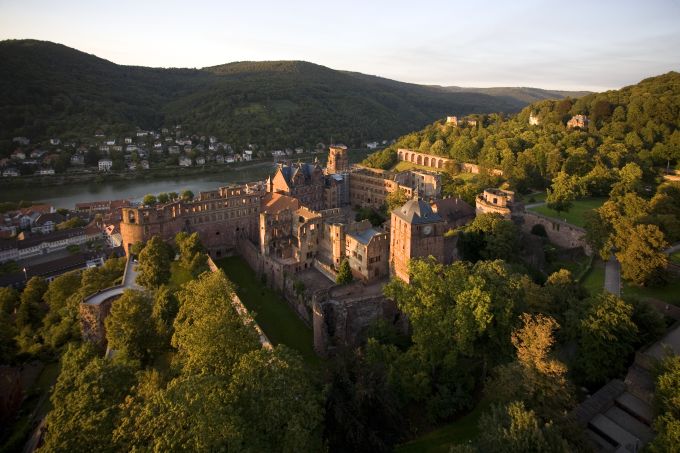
[{"xmin": 389, "ymin": 199, "xmax": 445, "ymax": 283}]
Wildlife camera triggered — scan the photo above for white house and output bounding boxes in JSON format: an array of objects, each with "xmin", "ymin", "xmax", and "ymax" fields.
[
  {"xmin": 2, "ymin": 168, "xmax": 20, "ymax": 177},
  {"xmin": 105, "ymin": 139, "xmax": 116, "ymax": 146},
  {"xmin": 70, "ymin": 154, "xmax": 85, "ymax": 166},
  {"xmin": 243, "ymin": 150, "xmax": 253, "ymax": 161},
  {"xmin": 195, "ymin": 156, "xmax": 206, "ymax": 165},
  {"xmin": 12, "ymin": 137, "xmax": 30, "ymax": 145},
  {"xmin": 49, "ymin": 138, "xmax": 61, "ymax": 145},
  {"xmin": 37, "ymin": 168, "xmax": 55, "ymax": 175},
  {"xmin": 124, "ymin": 137, "xmax": 133, "ymax": 144},
  {"xmin": 179, "ymin": 156, "xmax": 192, "ymax": 167},
  {"xmin": 98, "ymin": 158, "xmax": 113, "ymax": 171},
  {"xmin": 215, "ymin": 154, "xmax": 225, "ymax": 164},
  {"xmin": 366, "ymin": 141, "xmax": 379, "ymax": 150}
]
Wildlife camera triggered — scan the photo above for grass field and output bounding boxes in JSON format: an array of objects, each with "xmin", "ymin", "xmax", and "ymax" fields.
[
  {"xmin": 396, "ymin": 401, "xmax": 489, "ymax": 453},
  {"xmin": 582, "ymin": 259, "xmax": 605, "ymax": 295},
  {"xmin": 670, "ymin": 251, "xmax": 680, "ymax": 265},
  {"xmin": 528, "ymin": 197, "xmax": 606, "ymax": 228},
  {"xmin": 623, "ymin": 278, "xmax": 680, "ymax": 307},
  {"xmin": 216, "ymin": 256, "xmax": 319, "ymax": 366}
]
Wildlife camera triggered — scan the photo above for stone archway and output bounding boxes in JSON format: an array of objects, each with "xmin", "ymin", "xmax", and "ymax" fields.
[
  {"xmin": 417, "ymin": 155, "xmax": 422, "ymax": 165},
  {"xmin": 424, "ymin": 156, "xmax": 429, "ymax": 167}
]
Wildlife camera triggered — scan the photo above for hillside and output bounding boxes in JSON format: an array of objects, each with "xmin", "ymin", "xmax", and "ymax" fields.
[
  {"xmin": 363, "ymin": 71, "xmax": 680, "ymax": 190},
  {"xmin": 441, "ymin": 86, "xmax": 592, "ymax": 106},
  {"xmin": 0, "ymin": 39, "xmax": 585, "ymax": 150}
]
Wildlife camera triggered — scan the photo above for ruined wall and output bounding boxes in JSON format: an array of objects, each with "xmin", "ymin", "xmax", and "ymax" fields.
[
  {"xmin": 520, "ymin": 211, "xmax": 592, "ymax": 255},
  {"xmin": 313, "ymin": 292, "xmax": 402, "ymax": 357},
  {"xmin": 79, "ymin": 295, "xmax": 117, "ymax": 349}
]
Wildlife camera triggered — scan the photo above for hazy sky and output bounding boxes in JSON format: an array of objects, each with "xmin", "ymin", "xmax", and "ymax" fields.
[{"xmin": 1, "ymin": 0, "xmax": 679, "ymax": 91}]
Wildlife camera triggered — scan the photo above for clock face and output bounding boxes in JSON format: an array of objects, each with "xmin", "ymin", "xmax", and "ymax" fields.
[{"xmin": 423, "ymin": 225, "xmax": 432, "ymax": 235}]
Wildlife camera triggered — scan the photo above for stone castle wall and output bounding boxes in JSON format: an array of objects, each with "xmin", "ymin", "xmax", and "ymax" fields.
[
  {"xmin": 396, "ymin": 149, "xmax": 503, "ymax": 176},
  {"xmin": 520, "ymin": 211, "xmax": 591, "ymax": 255}
]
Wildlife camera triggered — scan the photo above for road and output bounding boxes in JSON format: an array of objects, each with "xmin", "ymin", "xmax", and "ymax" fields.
[{"xmin": 604, "ymin": 253, "xmax": 621, "ymax": 297}]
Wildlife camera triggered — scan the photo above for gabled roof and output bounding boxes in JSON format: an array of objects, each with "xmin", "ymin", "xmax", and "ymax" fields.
[
  {"xmin": 393, "ymin": 199, "xmax": 442, "ymax": 225},
  {"xmin": 432, "ymin": 198, "xmax": 474, "ymax": 223},
  {"xmin": 261, "ymin": 193, "xmax": 300, "ymax": 214}
]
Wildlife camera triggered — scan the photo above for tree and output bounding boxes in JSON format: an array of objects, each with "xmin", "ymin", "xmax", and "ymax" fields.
[
  {"xmin": 174, "ymin": 231, "xmax": 208, "ymax": 276},
  {"xmin": 56, "ymin": 217, "xmax": 86, "ymax": 230},
  {"xmin": 181, "ymin": 189, "xmax": 194, "ymax": 201},
  {"xmin": 610, "ymin": 162, "xmax": 643, "ymax": 198},
  {"xmin": 385, "ymin": 188, "xmax": 408, "ymax": 213},
  {"xmin": 567, "ymin": 293, "xmax": 638, "ymax": 386},
  {"xmin": 336, "ymin": 259, "xmax": 353, "ymax": 285},
  {"xmin": 157, "ymin": 192, "xmax": 170, "ymax": 204},
  {"xmin": 0, "ymin": 286, "xmax": 19, "ymax": 315},
  {"xmin": 16, "ymin": 276, "xmax": 48, "ymax": 330},
  {"xmin": 114, "ymin": 373, "xmax": 239, "ymax": 452},
  {"xmin": 172, "ymin": 271, "xmax": 260, "ymax": 376},
  {"xmin": 0, "ymin": 311, "xmax": 16, "ymax": 363},
  {"xmin": 142, "ymin": 194, "xmax": 157, "ymax": 206},
  {"xmin": 42, "ymin": 343, "xmax": 137, "ymax": 452},
  {"xmin": 466, "ymin": 402, "xmax": 571, "ymax": 453},
  {"xmin": 227, "ymin": 346, "xmax": 324, "ymax": 452},
  {"xmin": 105, "ymin": 290, "xmax": 158, "ymax": 363},
  {"xmin": 487, "ymin": 314, "xmax": 574, "ymax": 420},
  {"xmin": 136, "ymin": 236, "xmax": 171, "ymax": 288},
  {"xmin": 168, "ymin": 191, "xmax": 179, "ymax": 201},
  {"xmin": 546, "ymin": 171, "xmax": 582, "ymax": 213},
  {"xmin": 459, "ymin": 213, "xmax": 519, "ymax": 262},
  {"xmin": 647, "ymin": 355, "xmax": 680, "ymax": 453},
  {"xmin": 42, "ymin": 271, "xmax": 81, "ymax": 312},
  {"xmin": 616, "ymin": 223, "xmax": 668, "ymax": 286},
  {"xmin": 152, "ymin": 286, "xmax": 179, "ymax": 344},
  {"xmin": 324, "ymin": 345, "xmax": 405, "ymax": 452}
]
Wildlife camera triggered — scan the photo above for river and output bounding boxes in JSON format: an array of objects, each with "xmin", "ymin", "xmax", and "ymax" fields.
[{"xmin": 0, "ymin": 163, "xmax": 279, "ymax": 209}]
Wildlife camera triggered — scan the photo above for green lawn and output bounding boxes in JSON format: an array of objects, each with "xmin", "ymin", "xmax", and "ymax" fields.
[
  {"xmin": 216, "ymin": 256, "xmax": 319, "ymax": 366},
  {"xmin": 392, "ymin": 161, "xmax": 440, "ymax": 172},
  {"xmin": 670, "ymin": 251, "xmax": 680, "ymax": 265},
  {"xmin": 396, "ymin": 401, "xmax": 489, "ymax": 453},
  {"xmin": 582, "ymin": 259, "xmax": 605, "ymax": 295},
  {"xmin": 623, "ymin": 278, "xmax": 680, "ymax": 307},
  {"xmin": 528, "ymin": 197, "xmax": 607, "ymax": 228},
  {"xmin": 547, "ymin": 254, "xmax": 591, "ymax": 278},
  {"xmin": 169, "ymin": 261, "xmax": 192, "ymax": 291}
]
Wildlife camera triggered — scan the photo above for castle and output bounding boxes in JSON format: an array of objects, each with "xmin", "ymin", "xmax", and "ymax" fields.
[
  {"xmin": 119, "ymin": 146, "xmax": 477, "ymax": 354},
  {"xmin": 120, "ymin": 147, "xmax": 453, "ymax": 283}
]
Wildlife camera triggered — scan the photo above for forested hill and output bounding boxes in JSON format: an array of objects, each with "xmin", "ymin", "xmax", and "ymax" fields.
[
  {"xmin": 0, "ymin": 39, "xmax": 585, "ymax": 149},
  {"xmin": 363, "ymin": 71, "xmax": 680, "ymax": 187}
]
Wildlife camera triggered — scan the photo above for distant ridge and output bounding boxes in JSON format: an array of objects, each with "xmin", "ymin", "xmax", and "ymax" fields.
[{"xmin": 0, "ymin": 39, "xmax": 589, "ymax": 149}]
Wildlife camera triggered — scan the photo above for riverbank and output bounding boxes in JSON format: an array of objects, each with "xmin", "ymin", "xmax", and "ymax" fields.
[{"xmin": 0, "ymin": 157, "xmax": 305, "ymax": 189}]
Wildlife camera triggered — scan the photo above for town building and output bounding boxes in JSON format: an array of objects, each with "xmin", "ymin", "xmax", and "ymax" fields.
[
  {"xmin": 529, "ymin": 113, "xmax": 540, "ymax": 125},
  {"xmin": 345, "ymin": 225, "xmax": 389, "ymax": 281},
  {"xmin": 98, "ymin": 158, "xmax": 113, "ymax": 171},
  {"xmin": 390, "ymin": 199, "xmax": 445, "ymax": 283}
]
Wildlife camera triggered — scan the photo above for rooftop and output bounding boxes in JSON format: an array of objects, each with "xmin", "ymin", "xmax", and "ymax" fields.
[
  {"xmin": 347, "ymin": 227, "xmax": 383, "ymax": 245},
  {"xmin": 393, "ymin": 199, "xmax": 442, "ymax": 225}
]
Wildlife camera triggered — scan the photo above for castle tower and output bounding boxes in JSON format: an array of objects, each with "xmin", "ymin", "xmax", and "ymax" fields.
[
  {"xmin": 389, "ymin": 199, "xmax": 445, "ymax": 283},
  {"xmin": 327, "ymin": 144, "xmax": 349, "ymax": 174}
]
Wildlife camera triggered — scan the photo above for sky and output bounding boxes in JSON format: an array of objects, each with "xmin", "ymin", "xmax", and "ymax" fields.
[{"xmin": 1, "ymin": 0, "xmax": 679, "ymax": 91}]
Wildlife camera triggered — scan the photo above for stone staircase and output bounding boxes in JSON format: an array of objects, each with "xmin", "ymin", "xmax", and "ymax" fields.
[{"xmin": 572, "ymin": 322, "xmax": 680, "ymax": 452}]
